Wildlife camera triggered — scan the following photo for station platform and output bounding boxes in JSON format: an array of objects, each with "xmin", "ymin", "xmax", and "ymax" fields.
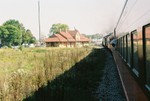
[{"xmin": 112, "ymin": 50, "xmax": 149, "ymax": 101}]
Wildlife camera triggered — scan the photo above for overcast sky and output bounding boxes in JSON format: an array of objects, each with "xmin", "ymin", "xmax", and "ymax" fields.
[{"xmin": 0, "ymin": 0, "xmax": 125, "ymax": 39}]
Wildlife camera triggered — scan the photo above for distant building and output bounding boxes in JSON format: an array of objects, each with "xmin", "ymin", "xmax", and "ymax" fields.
[
  {"xmin": 91, "ymin": 38, "xmax": 103, "ymax": 46},
  {"xmin": 44, "ymin": 29, "xmax": 90, "ymax": 47}
]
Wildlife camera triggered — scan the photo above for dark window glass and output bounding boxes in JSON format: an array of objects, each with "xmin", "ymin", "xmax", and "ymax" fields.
[
  {"xmin": 123, "ymin": 37, "xmax": 124, "ymax": 57},
  {"xmin": 126, "ymin": 35, "xmax": 128, "ymax": 62},
  {"xmin": 119, "ymin": 39, "xmax": 121, "ymax": 53},
  {"xmin": 117, "ymin": 39, "xmax": 119, "ymax": 51},
  {"xmin": 119, "ymin": 39, "xmax": 120, "ymax": 52},
  {"xmin": 127, "ymin": 34, "xmax": 131, "ymax": 67},
  {"xmin": 116, "ymin": 39, "xmax": 118, "ymax": 51},
  {"xmin": 132, "ymin": 31, "xmax": 139, "ymax": 76},
  {"xmin": 124, "ymin": 36, "xmax": 126, "ymax": 61},
  {"xmin": 121, "ymin": 37, "xmax": 123, "ymax": 56},
  {"xmin": 145, "ymin": 26, "xmax": 150, "ymax": 87},
  {"xmin": 120, "ymin": 38, "xmax": 122, "ymax": 54},
  {"xmin": 120, "ymin": 37, "xmax": 122, "ymax": 55}
]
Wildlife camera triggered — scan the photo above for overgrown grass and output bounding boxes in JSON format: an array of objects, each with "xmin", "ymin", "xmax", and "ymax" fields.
[
  {"xmin": 24, "ymin": 48, "xmax": 106, "ymax": 101},
  {"xmin": 0, "ymin": 47, "xmax": 92, "ymax": 101}
]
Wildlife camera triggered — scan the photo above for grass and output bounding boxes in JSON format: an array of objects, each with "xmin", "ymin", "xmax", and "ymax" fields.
[
  {"xmin": 0, "ymin": 47, "xmax": 92, "ymax": 101},
  {"xmin": 24, "ymin": 48, "xmax": 106, "ymax": 101}
]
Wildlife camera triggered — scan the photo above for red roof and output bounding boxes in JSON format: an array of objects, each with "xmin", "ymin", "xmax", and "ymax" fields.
[
  {"xmin": 54, "ymin": 34, "xmax": 67, "ymax": 42},
  {"xmin": 80, "ymin": 34, "xmax": 90, "ymax": 42},
  {"xmin": 60, "ymin": 32, "xmax": 75, "ymax": 42},
  {"xmin": 45, "ymin": 37, "xmax": 59, "ymax": 42},
  {"xmin": 44, "ymin": 29, "xmax": 90, "ymax": 42},
  {"xmin": 68, "ymin": 30, "xmax": 78, "ymax": 38}
]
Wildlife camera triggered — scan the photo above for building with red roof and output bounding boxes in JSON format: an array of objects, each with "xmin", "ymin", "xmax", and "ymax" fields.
[{"xmin": 45, "ymin": 29, "xmax": 90, "ymax": 47}]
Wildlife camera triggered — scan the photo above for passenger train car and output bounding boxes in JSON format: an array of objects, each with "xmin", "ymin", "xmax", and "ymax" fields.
[{"xmin": 103, "ymin": 0, "xmax": 150, "ymax": 98}]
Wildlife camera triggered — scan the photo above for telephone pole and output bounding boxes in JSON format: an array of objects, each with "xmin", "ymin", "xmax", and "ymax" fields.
[{"xmin": 38, "ymin": 0, "xmax": 41, "ymax": 44}]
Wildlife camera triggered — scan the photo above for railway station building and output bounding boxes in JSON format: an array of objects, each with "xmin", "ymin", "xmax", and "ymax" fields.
[{"xmin": 44, "ymin": 29, "xmax": 90, "ymax": 47}]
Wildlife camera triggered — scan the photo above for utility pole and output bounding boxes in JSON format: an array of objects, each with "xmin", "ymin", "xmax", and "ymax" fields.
[{"xmin": 38, "ymin": 0, "xmax": 41, "ymax": 44}]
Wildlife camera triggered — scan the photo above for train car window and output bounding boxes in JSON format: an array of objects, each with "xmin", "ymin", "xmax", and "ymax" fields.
[
  {"xmin": 122, "ymin": 37, "xmax": 124, "ymax": 57},
  {"xmin": 132, "ymin": 30, "xmax": 139, "ymax": 76},
  {"xmin": 125, "ymin": 35, "xmax": 128, "ymax": 62},
  {"xmin": 122, "ymin": 37, "xmax": 124, "ymax": 56},
  {"xmin": 117, "ymin": 39, "xmax": 119, "ymax": 51},
  {"xmin": 121, "ymin": 37, "xmax": 123, "ymax": 56},
  {"xmin": 127, "ymin": 34, "xmax": 131, "ymax": 67},
  {"xmin": 124, "ymin": 36, "xmax": 126, "ymax": 61},
  {"xmin": 120, "ymin": 38, "xmax": 121, "ymax": 53},
  {"xmin": 123, "ymin": 37, "xmax": 125, "ymax": 58},
  {"xmin": 105, "ymin": 38, "xmax": 107, "ymax": 46},
  {"xmin": 104, "ymin": 38, "xmax": 106, "ymax": 46},
  {"xmin": 145, "ymin": 25, "xmax": 150, "ymax": 87},
  {"xmin": 119, "ymin": 39, "xmax": 121, "ymax": 53},
  {"xmin": 121, "ymin": 37, "xmax": 123, "ymax": 57},
  {"xmin": 118, "ymin": 39, "xmax": 120, "ymax": 52}
]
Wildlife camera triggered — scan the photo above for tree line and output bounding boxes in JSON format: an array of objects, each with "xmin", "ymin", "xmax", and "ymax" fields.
[
  {"xmin": 0, "ymin": 19, "xmax": 36, "ymax": 47},
  {"xmin": 49, "ymin": 23, "xmax": 69, "ymax": 35},
  {"xmin": 49, "ymin": 23, "xmax": 103, "ymax": 40}
]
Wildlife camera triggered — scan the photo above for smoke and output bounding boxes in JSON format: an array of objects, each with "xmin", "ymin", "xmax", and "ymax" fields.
[{"xmin": 99, "ymin": 16, "xmax": 117, "ymax": 35}]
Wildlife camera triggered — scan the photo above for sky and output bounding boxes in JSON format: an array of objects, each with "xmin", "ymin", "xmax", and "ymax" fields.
[{"xmin": 0, "ymin": 0, "xmax": 125, "ymax": 39}]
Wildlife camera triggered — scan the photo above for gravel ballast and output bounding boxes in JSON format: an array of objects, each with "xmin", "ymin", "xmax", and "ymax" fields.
[{"xmin": 95, "ymin": 49, "xmax": 126, "ymax": 101}]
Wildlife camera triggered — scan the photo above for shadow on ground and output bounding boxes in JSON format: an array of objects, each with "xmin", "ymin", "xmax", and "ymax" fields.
[{"xmin": 23, "ymin": 48, "xmax": 106, "ymax": 101}]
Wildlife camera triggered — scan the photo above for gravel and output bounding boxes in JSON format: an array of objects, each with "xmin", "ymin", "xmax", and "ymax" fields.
[{"xmin": 95, "ymin": 49, "xmax": 126, "ymax": 101}]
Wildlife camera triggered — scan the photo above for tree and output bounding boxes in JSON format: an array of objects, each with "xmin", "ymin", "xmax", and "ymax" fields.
[
  {"xmin": 23, "ymin": 29, "xmax": 32, "ymax": 44},
  {"xmin": 4, "ymin": 25, "xmax": 21, "ymax": 46},
  {"xmin": 50, "ymin": 23, "xmax": 69, "ymax": 34},
  {"xmin": 23, "ymin": 29, "xmax": 36, "ymax": 44},
  {"xmin": 0, "ymin": 25, "xmax": 21, "ymax": 46},
  {"xmin": 3, "ymin": 20, "xmax": 21, "ymax": 29},
  {"xmin": 3, "ymin": 19, "xmax": 26, "ymax": 43},
  {"xmin": 0, "ymin": 19, "xmax": 36, "ymax": 47},
  {"xmin": 29, "ymin": 36, "xmax": 36, "ymax": 44},
  {"xmin": 0, "ymin": 26, "xmax": 9, "ymax": 46}
]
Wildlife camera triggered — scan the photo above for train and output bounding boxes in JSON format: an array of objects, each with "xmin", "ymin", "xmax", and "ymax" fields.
[{"xmin": 102, "ymin": 0, "xmax": 150, "ymax": 98}]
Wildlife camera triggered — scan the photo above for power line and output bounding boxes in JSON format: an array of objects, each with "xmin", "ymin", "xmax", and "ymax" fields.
[
  {"xmin": 117, "ymin": 0, "xmax": 138, "ymax": 32},
  {"xmin": 115, "ymin": 0, "xmax": 128, "ymax": 29},
  {"xmin": 114, "ymin": 0, "xmax": 128, "ymax": 38}
]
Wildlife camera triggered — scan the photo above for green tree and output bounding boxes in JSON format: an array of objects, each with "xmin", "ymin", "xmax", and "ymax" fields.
[
  {"xmin": 29, "ymin": 36, "xmax": 36, "ymax": 44},
  {"xmin": 23, "ymin": 29, "xmax": 36, "ymax": 44},
  {"xmin": 0, "ymin": 25, "xmax": 21, "ymax": 46},
  {"xmin": 4, "ymin": 20, "xmax": 21, "ymax": 29},
  {"xmin": 3, "ymin": 25, "xmax": 21, "ymax": 46},
  {"xmin": 3, "ymin": 19, "xmax": 26, "ymax": 44},
  {"xmin": 23, "ymin": 29, "xmax": 32, "ymax": 44},
  {"xmin": 0, "ymin": 26, "xmax": 9, "ymax": 46},
  {"xmin": 50, "ymin": 23, "xmax": 69, "ymax": 34},
  {"xmin": 0, "ymin": 19, "xmax": 36, "ymax": 47}
]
